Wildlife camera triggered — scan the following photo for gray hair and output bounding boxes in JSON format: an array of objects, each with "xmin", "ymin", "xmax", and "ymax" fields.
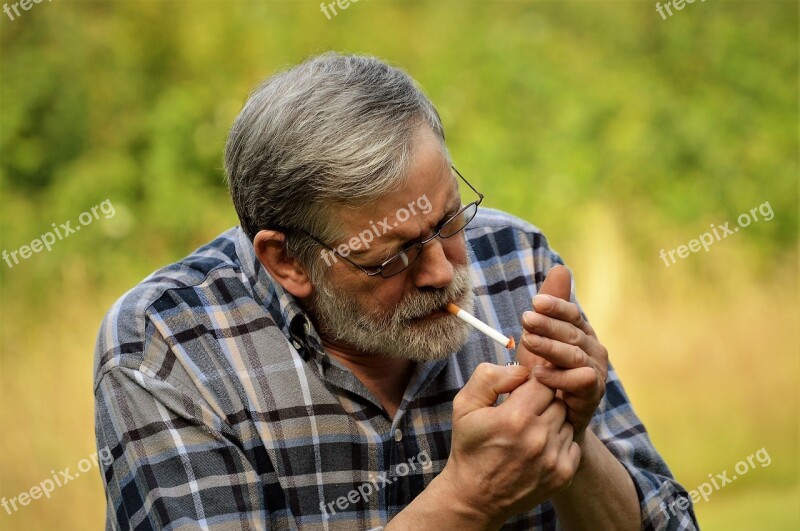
[{"xmin": 224, "ymin": 52, "xmax": 448, "ymax": 282}]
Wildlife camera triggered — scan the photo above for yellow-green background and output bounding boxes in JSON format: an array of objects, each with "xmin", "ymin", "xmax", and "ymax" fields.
[{"xmin": 1, "ymin": 1, "xmax": 797, "ymax": 529}]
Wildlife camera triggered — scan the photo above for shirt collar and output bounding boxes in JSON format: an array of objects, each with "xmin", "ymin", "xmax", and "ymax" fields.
[
  {"xmin": 233, "ymin": 225, "xmax": 450, "ymax": 414},
  {"xmin": 233, "ymin": 226, "xmax": 323, "ymax": 362}
]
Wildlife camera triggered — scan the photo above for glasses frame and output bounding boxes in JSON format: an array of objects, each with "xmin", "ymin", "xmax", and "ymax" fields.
[{"xmin": 300, "ymin": 165, "xmax": 484, "ymax": 279}]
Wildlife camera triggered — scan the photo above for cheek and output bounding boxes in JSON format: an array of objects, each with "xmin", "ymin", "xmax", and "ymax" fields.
[{"xmin": 357, "ymin": 278, "xmax": 407, "ymax": 315}]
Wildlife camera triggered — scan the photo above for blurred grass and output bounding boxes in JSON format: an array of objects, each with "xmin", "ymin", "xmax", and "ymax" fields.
[{"xmin": 1, "ymin": 1, "xmax": 798, "ymax": 529}]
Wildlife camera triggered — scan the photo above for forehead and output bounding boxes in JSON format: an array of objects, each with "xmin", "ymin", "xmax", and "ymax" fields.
[{"xmin": 335, "ymin": 132, "xmax": 458, "ymax": 235}]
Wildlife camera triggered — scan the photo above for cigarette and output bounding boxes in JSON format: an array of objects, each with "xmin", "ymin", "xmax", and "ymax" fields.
[{"xmin": 446, "ymin": 303, "xmax": 516, "ymax": 350}]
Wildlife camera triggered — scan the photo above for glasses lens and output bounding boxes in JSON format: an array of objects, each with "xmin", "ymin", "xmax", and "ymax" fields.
[
  {"xmin": 440, "ymin": 202, "xmax": 478, "ymax": 238},
  {"xmin": 380, "ymin": 245, "xmax": 422, "ymax": 278}
]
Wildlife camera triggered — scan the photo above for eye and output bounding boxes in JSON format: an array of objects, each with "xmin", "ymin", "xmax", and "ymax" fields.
[{"xmin": 437, "ymin": 207, "xmax": 460, "ymax": 231}]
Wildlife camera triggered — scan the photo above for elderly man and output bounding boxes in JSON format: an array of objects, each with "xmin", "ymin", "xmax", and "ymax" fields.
[{"xmin": 94, "ymin": 52, "xmax": 698, "ymax": 530}]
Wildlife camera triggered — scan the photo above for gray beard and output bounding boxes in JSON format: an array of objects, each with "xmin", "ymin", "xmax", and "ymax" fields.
[{"xmin": 308, "ymin": 265, "xmax": 474, "ymax": 362}]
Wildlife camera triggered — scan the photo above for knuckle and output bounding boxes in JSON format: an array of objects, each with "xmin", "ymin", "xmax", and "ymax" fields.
[
  {"xmin": 555, "ymin": 460, "xmax": 576, "ymax": 486},
  {"xmin": 525, "ymin": 429, "xmax": 548, "ymax": 456},
  {"xmin": 472, "ymin": 363, "xmax": 496, "ymax": 386},
  {"xmin": 540, "ymin": 449, "xmax": 558, "ymax": 473},
  {"xmin": 572, "ymin": 346, "xmax": 586, "ymax": 367},
  {"xmin": 504, "ymin": 407, "xmax": 530, "ymax": 434},
  {"xmin": 474, "ymin": 362, "xmax": 495, "ymax": 379},
  {"xmin": 452, "ymin": 392, "xmax": 467, "ymax": 410},
  {"xmin": 567, "ymin": 328, "xmax": 583, "ymax": 346},
  {"xmin": 568, "ymin": 306, "xmax": 583, "ymax": 326}
]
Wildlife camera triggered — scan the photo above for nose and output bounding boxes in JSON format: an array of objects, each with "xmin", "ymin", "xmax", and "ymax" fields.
[{"xmin": 412, "ymin": 238, "xmax": 454, "ymax": 290}]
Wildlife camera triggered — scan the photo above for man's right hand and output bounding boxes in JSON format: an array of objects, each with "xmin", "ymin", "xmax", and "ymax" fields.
[{"xmin": 439, "ymin": 362, "xmax": 582, "ymax": 528}]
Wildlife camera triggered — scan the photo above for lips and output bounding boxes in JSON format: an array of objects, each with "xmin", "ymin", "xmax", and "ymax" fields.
[
  {"xmin": 405, "ymin": 290, "xmax": 466, "ymax": 321},
  {"xmin": 409, "ymin": 309, "xmax": 445, "ymax": 321},
  {"xmin": 411, "ymin": 299, "xmax": 461, "ymax": 321}
]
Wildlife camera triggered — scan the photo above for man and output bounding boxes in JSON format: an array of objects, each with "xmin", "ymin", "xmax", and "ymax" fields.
[{"xmin": 94, "ymin": 52, "xmax": 698, "ymax": 530}]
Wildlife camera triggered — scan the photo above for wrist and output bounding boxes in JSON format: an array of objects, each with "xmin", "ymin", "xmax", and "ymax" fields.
[
  {"xmin": 429, "ymin": 469, "xmax": 502, "ymax": 530},
  {"xmin": 570, "ymin": 428, "xmax": 600, "ymax": 477},
  {"xmin": 387, "ymin": 467, "xmax": 501, "ymax": 531}
]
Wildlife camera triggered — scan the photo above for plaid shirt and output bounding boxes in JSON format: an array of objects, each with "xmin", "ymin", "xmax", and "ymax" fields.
[{"xmin": 94, "ymin": 208, "xmax": 698, "ymax": 530}]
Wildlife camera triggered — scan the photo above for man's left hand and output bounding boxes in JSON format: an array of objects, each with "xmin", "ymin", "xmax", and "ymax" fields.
[{"xmin": 519, "ymin": 294, "xmax": 608, "ymax": 440}]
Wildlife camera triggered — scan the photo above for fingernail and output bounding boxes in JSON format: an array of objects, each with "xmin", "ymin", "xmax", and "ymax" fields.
[
  {"xmin": 533, "ymin": 294, "xmax": 551, "ymax": 310},
  {"xmin": 523, "ymin": 311, "xmax": 535, "ymax": 327},
  {"xmin": 533, "ymin": 365, "xmax": 547, "ymax": 377},
  {"xmin": 523, "ymin": 332, "xmax": 539, "ymax": 349}
]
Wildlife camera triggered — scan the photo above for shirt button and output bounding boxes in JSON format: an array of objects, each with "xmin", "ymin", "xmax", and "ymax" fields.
[{"xmin": 393, "ymin": 429, "xmax": 403, "ymax": 442}]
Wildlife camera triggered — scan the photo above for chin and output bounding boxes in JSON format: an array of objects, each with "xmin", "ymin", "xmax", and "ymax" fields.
[{"xmin": 384, "ymin": 320, "xmax": 471, "ymax": 362}]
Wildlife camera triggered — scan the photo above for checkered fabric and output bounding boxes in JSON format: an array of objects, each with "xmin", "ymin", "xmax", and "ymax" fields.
[{"xmin": 94, "ymin": 208, "xmax": 698, "ymax": 530}]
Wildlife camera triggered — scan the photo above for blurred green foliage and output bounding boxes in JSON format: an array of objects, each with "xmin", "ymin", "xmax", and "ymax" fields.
[
  {"xmin": 0, "ymin": 1, "xmax": 797, "ymax": 530},
  {"xmin": 1, "ymin": 1, "xmax": 796, "ymax": 276}
]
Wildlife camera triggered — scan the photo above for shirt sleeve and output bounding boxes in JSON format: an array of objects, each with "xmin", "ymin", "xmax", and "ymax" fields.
[
  {"xmin": 94, "ymin": 346, "xmax": 268, "ymax": 530},
  {"xmin": 529, "ymin": 233, "xmax": 698, "ymax": 530},
  {"xmin": 584, "ymin": 366, "xmax": 698, "ymax": 531}
]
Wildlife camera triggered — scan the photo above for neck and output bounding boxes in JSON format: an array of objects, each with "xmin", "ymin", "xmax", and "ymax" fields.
[{"xmin": 321, "ymin": 336, "xmax": 415, "ymax": 418}]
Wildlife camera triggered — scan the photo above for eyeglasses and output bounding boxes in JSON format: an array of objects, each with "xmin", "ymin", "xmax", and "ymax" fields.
[{"xmin": 302, "ymin": 166, "xmax": 483, "ymax": 279}]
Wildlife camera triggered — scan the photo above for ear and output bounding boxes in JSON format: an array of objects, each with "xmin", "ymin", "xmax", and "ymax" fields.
[{"xmin": 253, "ymin": 230, "xmax": 314, "ymax": 299}]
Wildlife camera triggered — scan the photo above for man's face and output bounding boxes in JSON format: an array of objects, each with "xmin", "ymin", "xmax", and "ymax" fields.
[{"xmin": 306, "ymin": 127, "xmax": 474, "ymax": 362}]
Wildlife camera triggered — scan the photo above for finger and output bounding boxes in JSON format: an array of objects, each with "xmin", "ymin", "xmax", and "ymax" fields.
[
  {"xmin": 537, "ymin": 397, "xmax": 568, "ymax": 428},
  {"xmin": 522, "ymin": 312, "xmax": 590, "ymax": 355},
  {"xmin": 453, "ymin": 363, "xmax": 531, "ymax": 422},
  {"xmin": 533, "ymin": 366, "xmax": 598, "ymax": 395},
  {"xmin": 567, "ymin": 441, "xmax": 582, "ymax": 473},
  {"xmin": 516, "ymin": 265, "xmax": 573, "ymax": 371},
  {"xmin": 520, "ymin": 332, "xmax": 589, "ymax": 369},
  {"xmin": 531, "ymin": 295, "xmax": 587, "ymax": 332},
  {"xmin": 532, "ymin": 295, "xmax": 597, "ymax": 339},
  {"xmin": 503, "ymin": 373, "xmax": 556, "ymax": 415},
  {"xmin": 538, "ymin": 265, "xmax": 572, "ymax": 301},
  {"xmin": 515, "ymin": 335, "xmax": 551, "ymax": 370},
  {"xmin": 557, "ymin": 422, "xmax": 574, "ymax": 453}
]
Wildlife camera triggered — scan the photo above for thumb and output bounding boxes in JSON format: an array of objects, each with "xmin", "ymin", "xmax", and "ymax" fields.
[
  {"xmin": 453, "ymin": 363, "xmax": 530, "ymax": 422},
  {"xmin": 539, "ymin": 264, "xmax": 572, "ymax": 301}
]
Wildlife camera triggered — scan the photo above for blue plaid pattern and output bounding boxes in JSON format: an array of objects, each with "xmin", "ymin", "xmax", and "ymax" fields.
[{"xmin": 94, "ymin": 207, "xmax": 698, "ymax": 530}]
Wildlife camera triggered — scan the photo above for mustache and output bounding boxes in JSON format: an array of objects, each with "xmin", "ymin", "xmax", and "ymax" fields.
[
  {"xmin": 385, "ymin": 266, "xmax": 471, "ymax": 323},
  {"xmin": 396, "ymin": 289, "xmax": 460, "ymax": 321}
]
